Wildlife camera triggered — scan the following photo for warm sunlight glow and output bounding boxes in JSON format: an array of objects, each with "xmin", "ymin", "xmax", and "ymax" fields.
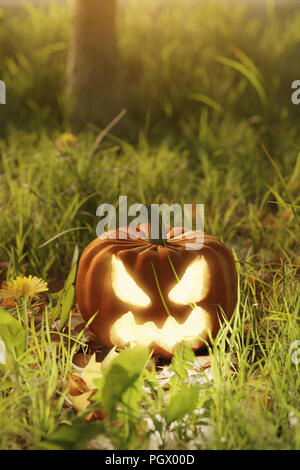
[
  {"xmin": 111, "ymin": 255, "xmax": 151, "ymax": 307},
  {"xmin": 168, "ymin": 256, "xmax": 210, "ymax": 305},
  {"xmin": 110, "ymin": 307, "xmax": 209, "ymax": 354}
]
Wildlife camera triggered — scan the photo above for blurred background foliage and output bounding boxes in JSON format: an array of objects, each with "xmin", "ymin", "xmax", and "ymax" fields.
[
  {"xmin": 0, "ymin": 1, "xmax": 300, "ymax": 137},
  {"xmin": 0, "ymin": 0, "xmax": 299, "ymax": 277}
]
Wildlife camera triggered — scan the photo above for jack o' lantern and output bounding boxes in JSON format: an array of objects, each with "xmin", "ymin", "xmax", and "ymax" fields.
[{"xmin": 76, "ymin": 225, "xmax": 237, "ymax": 357}]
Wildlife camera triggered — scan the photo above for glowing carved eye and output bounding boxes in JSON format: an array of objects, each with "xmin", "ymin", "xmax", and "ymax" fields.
[
  {"xmin": 111, "ymin": 255, "xmax": 151, "ymax": 307},
  {"xmin": 168, "ymin": 256, "xmax": 210, "ymax": 305}
]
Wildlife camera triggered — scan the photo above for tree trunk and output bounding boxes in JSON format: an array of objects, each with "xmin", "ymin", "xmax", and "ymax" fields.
[{"xmin": 66, "ymin": 0, "xmax": 125, "ymax": 129}]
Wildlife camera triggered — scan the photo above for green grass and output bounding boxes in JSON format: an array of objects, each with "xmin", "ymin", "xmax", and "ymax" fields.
[{"xmin": 0, "ymin": 0, "xmax": 299, "ymax": 450}]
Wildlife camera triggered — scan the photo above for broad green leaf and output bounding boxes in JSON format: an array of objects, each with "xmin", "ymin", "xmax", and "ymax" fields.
[
  {"xmin": 0, "ymin": 307, "xmax": 26, "ymax": 357},
  {"xmin": 168, "ymin": 342, "xmax": 195, "ymax": 398},
  {"xmin": 104, "ymin": 345, "xmax": 150, "ymax": 376},
  {"xmin": 163, "ymin": 386, "xmax": 200, "ymax": 425},
  {"xmin": 170, "ymin": 341, "xmax": 195, "ymax": 374},
  {"xmin": 0, "ymin": 308, "xmax": 17, "ymax": 326},
  {"xmin": 101, "ymin": 346, "xmax": 149, "ymax": 416},
  {"xmin": 102, "ymin": 364, "xmax": 133, "ymax": 414},
  {"xmin": 38, "ymin": 423, "xmax": 105, "ymax": 450},
  {"xmin": 90, "ymin": 377, "xmax": 104, "ymax": 403}
]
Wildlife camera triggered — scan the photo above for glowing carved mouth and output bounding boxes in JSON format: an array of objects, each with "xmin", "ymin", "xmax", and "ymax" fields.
[{"xmin": 110, "ymin": 307, "xmax": 210, "ymax": 355}]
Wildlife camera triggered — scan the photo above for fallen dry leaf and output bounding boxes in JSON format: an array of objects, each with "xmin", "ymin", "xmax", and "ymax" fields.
[
  {"xmin": 0, "ymin": 297, "xmax": 16, "ymax": 308},
  {"xmin": 194, "ymin": 355, "xmax": 212, "ymax": 371},
  {"xmin": 101, "ymin": 346, "xmax": 119, "ymax": 370},
  {"xmin": 83, "ymin": 409, "xmax": 107, "ymax": 422},
  {"xmin": 72, "ymin": 353, "xmax": 93, "ymax": 369},
  {"xmin": 81, "ymin": 354, "xmax": 103, "ymax": 390},
  {"xmin": 65, "ymin": 348, "xmax": 119, "ymax": 418},
  {"xmin": 69, "ymin": 390, "xmax": 94, "ymax": 414},
  {"xmin": 66, "ymin": 372, "xmax": 91, "ymax": 396}
]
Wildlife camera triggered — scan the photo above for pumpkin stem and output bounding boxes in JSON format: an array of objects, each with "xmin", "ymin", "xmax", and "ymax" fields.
[{"xmin": 148, "ymin": 205, "xmax": 167, "ymax": 245}]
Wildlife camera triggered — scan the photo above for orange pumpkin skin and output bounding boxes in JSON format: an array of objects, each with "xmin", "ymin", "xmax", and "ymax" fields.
[{"xmin": 76, "ymin": 226, "xmax": 237, "ymax": 357}]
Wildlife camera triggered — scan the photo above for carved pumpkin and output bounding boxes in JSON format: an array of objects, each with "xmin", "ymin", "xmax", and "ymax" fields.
[{"xmin": 76, "ymin": 226, "xmax": 237, "ymax": 357}]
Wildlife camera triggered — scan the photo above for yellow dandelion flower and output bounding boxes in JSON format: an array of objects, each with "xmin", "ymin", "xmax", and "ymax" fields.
[
  {"xmin": 55, "ymin": 133, "xmax": 79, "ymax": 150},
  {"xmin": 0, "ymin": 275, "xmax": 48, "ymax": 300}
]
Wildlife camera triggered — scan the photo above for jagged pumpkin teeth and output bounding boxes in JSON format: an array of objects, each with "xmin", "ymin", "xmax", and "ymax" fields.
[
  {"xmin": 110, "ymin": 307, "xmax": 209, "ymax": 354},
  {"xmin": 111, "ymin": 307, "xmax": 206, "ymax": 346},
  {"xmin": 110, "ymin": 312, "xmax": 157, "ymax": 347}
]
